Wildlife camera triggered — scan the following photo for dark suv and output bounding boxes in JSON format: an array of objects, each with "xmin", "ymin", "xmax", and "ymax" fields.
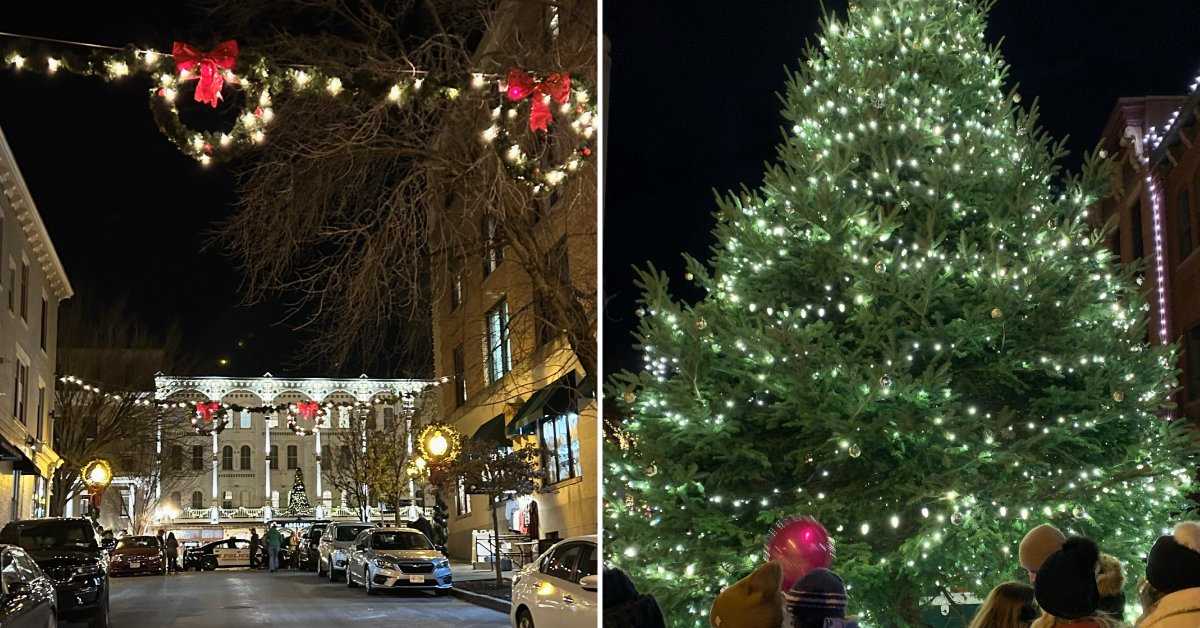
[{"xmin": 0, "ymin": 518, "xmax": 109, "ymax": 627}]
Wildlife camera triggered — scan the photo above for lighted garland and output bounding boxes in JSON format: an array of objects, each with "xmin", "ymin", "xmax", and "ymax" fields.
[
  {"xmin": 193, "ymin": 401, "xmax": 230, "ymax": 435},
  {"xmin": 417, "ymin": 423, "xmax": 461, "ymax": 465},
  {"xmin": 286, "ymin": 401, "xmax": 326, "ymax": 436},
  {"xmin": 1, "ymin": 34, "xmax": 596, "ymax": 190}
]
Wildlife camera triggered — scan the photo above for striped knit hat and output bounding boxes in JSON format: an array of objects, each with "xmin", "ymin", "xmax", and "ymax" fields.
[{"xmin": 787, "ymin": 568, "xmax": 848, "ymax": 618}]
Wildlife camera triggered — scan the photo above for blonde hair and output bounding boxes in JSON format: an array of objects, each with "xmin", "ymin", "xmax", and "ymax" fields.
[{"xmin": 970, "ymin": 582, "xmax": 1037, "ymax": 628}]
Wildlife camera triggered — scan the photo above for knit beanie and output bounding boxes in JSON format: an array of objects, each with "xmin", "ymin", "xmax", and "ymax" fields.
[
  {"xmin": 1020, "ymin": 524, "xmax": 1067, "ymax": 574},
  {"xmin": 1095, "ymin": 553, "xmax": 1126, "ymax": 618},
  {"xmin": 710, "ymin": 562, "xmax": 784, "ymax": 628},
  {"xmin": 1034, "ymin": 536, "xmax": 1101, "ymax": 620},
  {"xmin": 787, "ymin": 568, "xmax": 848, "ymax": 625},
  {"xmin": 1146, "ymin": 521, "xmax": 1200, "ymax": 594}
]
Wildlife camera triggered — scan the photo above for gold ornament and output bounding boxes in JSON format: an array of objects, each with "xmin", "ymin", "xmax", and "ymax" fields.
[
  {"xmin": 848, "ymin": 444, "xmax": 862, "ymax": 458},
  {"xmin": 874, "ymin": 261, "xmax": 886, "ymax": 274},
  {"xmin": 635, "ymin": 307, "xmax": 646, "ymax": 317},
  {"xmin": 880, "ymin": 374, "xmax": 893, "ymax": 388},
  {"xmin": 990, "ymin": 308, "xmax": 1003, "ymax": 319},
  {"xmin": 695, "ymin": 318, "xmax": 708, "ymax": 331},
  {"xmin": 645, "ymin": 464, "xmax": 658, "ymax": 477},
  {"xmin": 1012, "ymin": 93, "xmax": 1021, "ymax": 103},
  {"xmin": 685, "ymin": 272, "xmax": 694, "ymax": 281},
  {"xmin": 623, "ymin": 390, "xmax": 637, "ymax": 405},
  {"xmin": 1112, "ymin": 390, "xmax": 1124, "ymax": 402}
]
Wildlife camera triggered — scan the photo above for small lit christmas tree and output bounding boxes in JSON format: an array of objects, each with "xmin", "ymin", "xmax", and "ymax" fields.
[
  {"xmin": 283, "ymin": 468, "xmax": 312, "ymax": 516},
  {"xmin": 606, "ymin": 0, "xmax": 1197, "ymax": 625}
]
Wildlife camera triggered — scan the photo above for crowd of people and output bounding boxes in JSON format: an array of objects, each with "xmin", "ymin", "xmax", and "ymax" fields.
[{"xmin": 603, "ymin": 521, "xmax": 1200, "ymax": 628}]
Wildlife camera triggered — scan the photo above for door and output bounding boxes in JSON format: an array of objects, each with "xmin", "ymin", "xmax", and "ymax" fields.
[
  {"xmin": 533, "ymin": 542, "xmax": 585, "ymax": 628},
  {"xmin": 12, "ymin": 551, "xmax": 51, "ymax": 628},
  {"xmin": 0, "ymin": 549, "xmax": 38, "ymax": 628},
  {"xmin": 568, "ymin": 544, "xmax": 598, "ymax": 625},
  {"xmin": 214, "ymin": 539, "xmax": 251, "ymax": 567}
]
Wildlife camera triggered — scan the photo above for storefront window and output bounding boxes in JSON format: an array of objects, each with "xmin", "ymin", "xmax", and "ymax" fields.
[
  {"xmin": 540, "ymin": 410, "xmax": 582, "ymax": 484},
  {"xmin": 456, "ymin": 478, "xmax": 471, "ymax": 516}
]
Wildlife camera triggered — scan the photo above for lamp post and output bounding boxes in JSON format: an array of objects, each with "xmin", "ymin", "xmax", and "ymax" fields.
[{"xmin": 81, "ymin": 459, "xmax": 113, "ymax": 522}]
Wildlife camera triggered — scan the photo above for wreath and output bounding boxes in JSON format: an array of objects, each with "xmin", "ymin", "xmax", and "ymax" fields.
[
  {"xmin": 481, "ymin": 69, "xmax": 596, "ymax": 196},
  {"xmin": 193, "ymin": 401, "xmax": 229, "ymax": 435},
  {"xmin": 286, "ymin": 401, "xmax": 326, "ymax": 436}
]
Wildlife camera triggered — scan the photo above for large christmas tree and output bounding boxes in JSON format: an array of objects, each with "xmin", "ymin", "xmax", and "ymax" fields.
[
  {"xmin": 283, "ymin": 468, "xmax": 313, "ymax": 516},
  {"xmin": 606, "ymin": 0, "xmax": 1196, "ymax": 625}
]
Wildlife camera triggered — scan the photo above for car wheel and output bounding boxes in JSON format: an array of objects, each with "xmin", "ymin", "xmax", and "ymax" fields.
[
  {"xmin": 346, "ymin": 566, "xmax": 358, "ymax": 588},
  {"xmin": 516, "ymin": 608, "xmax": 534, "ymax": 628},
  {"xmin": 87, "ymin": 598, "xmax": 109, "ymax": 628},
  {"xmin": 365, "ymin": 569, "xmax": 376, "ymax": 595}
]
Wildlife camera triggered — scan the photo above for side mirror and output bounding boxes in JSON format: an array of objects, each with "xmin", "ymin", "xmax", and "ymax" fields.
[{"xmin": 579, "ymin": 574, "xmax": 598, "ymax": 592}]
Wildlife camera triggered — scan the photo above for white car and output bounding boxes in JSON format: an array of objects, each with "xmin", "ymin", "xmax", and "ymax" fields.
[
  {"xmin": 510, "ymin": 535, "xmax": 598, "ymax": 628},
  {"xmin": 316, "ymin": 521, "xmax": 375, "ymax": 581},
  {"xmin": 344, "ymin": 527, "xmax": 452, "ymax": 594}
]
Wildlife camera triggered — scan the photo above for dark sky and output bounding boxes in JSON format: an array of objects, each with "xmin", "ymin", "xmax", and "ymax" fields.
[
  {"xmin": 0, "ymin": 3, "xmax": 396, "ymax": 379},
  {"xmin": 604, "ymin": 1, "xmax": 1200, "ymax": 374}
]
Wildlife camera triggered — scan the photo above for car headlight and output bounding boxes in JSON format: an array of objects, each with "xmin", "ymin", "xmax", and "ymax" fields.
[
  {"xmin": 432, "ymin": 558, "xmax": 449, "ymax": 569},
  {"xmin": 74, "ymin": 564, "xmax": 103, "ymax": 577},
  {"xmin": 373, "ymin": 557, "xmax": 397, "ymax": 569}
]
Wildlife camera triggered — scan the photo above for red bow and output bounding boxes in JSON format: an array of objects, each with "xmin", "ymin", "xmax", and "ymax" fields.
[
  {"xmin": 196, "ymin": 401, "xmax": 222, "ymax": 422},
  {"xmin": 173, "ymin": 40, "xmax": 239, "ymax": 108},
  {"xmin": 506, "ymin": 69, "xmax": 571, "ymax": 132},
  {"xmin": 296, "ymin": 401, "xmax": 320, "ymax": 421}
]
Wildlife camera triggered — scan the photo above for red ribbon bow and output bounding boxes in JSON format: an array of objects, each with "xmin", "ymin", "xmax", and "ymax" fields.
[
  {"xmin": 505, "ymin": 69, "xmax": 571, "ymax": 132},
  {"xmin": 172, "ymin": 40, "xmax": 239, "ymax": 108},
  {"xmin": 296, "ymin": 401, "xmax": 320, "ymax": 421},
  {"xmin": 196, "ymin": 401, "xmax": 222, "ymax": 422}
]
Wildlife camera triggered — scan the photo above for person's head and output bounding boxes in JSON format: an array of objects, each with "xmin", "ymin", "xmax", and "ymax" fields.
[
  {"xmin": 1019, "ymin": 524, "xmax": 1066, "ymax": 583},
  {"xmin": 787, "ymin": 568, "xmax": 848, "ymax": 628},
  {"xmin": 250, "ymin": 528, "xmax": 257, "ymax": 535},
  {"xmin": 167, "ymin": 532, "xmax": 176, "ymax": 540},
  {"xmin": 709, "ymin": 561, "xmax": 784, "ymax": 628},
  {"xmin": 968, "ymin": 582, "xmax": 1038, "ymax": 628},
  {"xmin": 1146, "ymin": 520, "xmax": 1200, "ymax": 595},
  {"xmin": 158, "ymin": 528, "xmax": 165, "ymax": 536},
  {"xmin": 1094, "ymin": 553, "xmax": 1125, "ymax": 619},
  {"xmin": 1034, "ymin": 536, "xmax": 1101, "ymax": 621}
]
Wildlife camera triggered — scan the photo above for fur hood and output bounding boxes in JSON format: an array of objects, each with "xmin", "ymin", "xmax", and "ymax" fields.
[{"xmin": 1097, "ymin": 553, "xmax": 1124, "ymax": 597}]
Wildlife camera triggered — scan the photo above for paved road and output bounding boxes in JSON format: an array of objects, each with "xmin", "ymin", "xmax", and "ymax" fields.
[{"xmin": 66, "ymin": 569, "xmax": 509, "ymax": 627}]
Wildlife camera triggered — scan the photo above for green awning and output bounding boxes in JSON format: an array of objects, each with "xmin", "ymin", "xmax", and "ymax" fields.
[
  {"xmin": 506, "ymin": 371, "xmax": 579, "ymax": 438},
  {"xmin": 472, "ymin": 414, "xmax": 508, "ymax": 445}
]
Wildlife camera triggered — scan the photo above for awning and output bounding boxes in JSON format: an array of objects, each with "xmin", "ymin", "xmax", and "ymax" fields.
[
  {"xmin": 506, "ymin": 371, "xmax": 579, "ymax": 438},
  {"xmin": 0, "ymin": 439, "xmax": 38, "ymax": 474},
  {"xmin": 472, "ymin": 414, "xmax": 508, "ymax": 445}
]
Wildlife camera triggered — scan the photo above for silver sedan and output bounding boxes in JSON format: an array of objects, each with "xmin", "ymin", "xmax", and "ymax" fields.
[{"xmin": 344, "ymin": 528, "xmax": 452, "ymax": 595}]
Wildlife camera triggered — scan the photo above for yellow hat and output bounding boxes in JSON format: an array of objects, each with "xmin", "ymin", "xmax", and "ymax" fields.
[
  {"xmin": 710, "ymin": 562, "xmax": 784, "ymax": 628},
  {"xmin": 1019, "ymin": 524, "xmax": 1066, "ymax": 573}
]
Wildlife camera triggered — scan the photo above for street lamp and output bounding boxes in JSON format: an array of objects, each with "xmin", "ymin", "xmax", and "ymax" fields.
[
  {"xmin": 418, "ymin": 424, "xmax": 461, "ymax": 465},
  {"xmin": 81, "ymin": 459, "xmax": 113, "ymax": 520}
]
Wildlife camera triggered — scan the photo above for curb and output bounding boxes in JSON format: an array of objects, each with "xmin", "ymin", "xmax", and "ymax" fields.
[{"xmin": 449, "ymin": 586, "xmax": 512, "ymax": 614}]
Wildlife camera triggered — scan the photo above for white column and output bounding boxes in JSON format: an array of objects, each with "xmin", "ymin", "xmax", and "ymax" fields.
[
  {"xmin": 314, "ymin": 429, "xmax": 323, "ymax": 518},
  {"xmin": 263, "ymin": 411, "xmax": 272, "ymax": 522},
  {"xmin": 155, "ymin": 415, "xmax": 162, "ymax": 500},
  {"xmin": 210, "ymin": 431, "xmax": 219, "ymax": 524}
]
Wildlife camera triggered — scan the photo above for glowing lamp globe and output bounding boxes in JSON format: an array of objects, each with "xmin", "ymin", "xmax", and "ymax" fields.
[
  {"xmin": 418, "ymin": 424, "xmax": 461, "ymax": 463},
  {"xmin": 765, "ymin": 516, "xmax": 834, "ymax": 590},
  {"xmin": 428, "ymin": 433, "xmax": 449, "ymax": 457},
  {"xmin": 81, "ymin": 459, "xmax": 113, "ymax": 490}
]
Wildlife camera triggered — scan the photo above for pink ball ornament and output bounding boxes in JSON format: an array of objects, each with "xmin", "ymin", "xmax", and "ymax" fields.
[{"xmin": 765, "ymin": 516, "xmax": 835, "ymax": 590}]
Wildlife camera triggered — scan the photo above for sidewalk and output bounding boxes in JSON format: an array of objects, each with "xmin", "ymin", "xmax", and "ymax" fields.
[
  {"xmin": 450, "ymin": 561, "xmax": 514, "ymax": 614},
  {"xmin": 451, "ymin": 560, "xmax": 514, "ymax": 582}
]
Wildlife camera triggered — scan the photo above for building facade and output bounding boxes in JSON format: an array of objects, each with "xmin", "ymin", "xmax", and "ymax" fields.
[
  {"xmin": 93, "ymin": 374, "xmax": 434, "ymax": 540},
  {"xmin": 1099, "ymin": 93, "xmax": 1200, "ymax": 419},
  {"xmin": 430, "ymin": 0, "xmax": 598, "ymax": 563},
  {"xmin": 0, "ymin": 127, "xmax": 70, "ymax": 525}
]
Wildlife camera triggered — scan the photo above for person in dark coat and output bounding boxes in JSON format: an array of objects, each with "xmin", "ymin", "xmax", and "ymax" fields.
[
  {"xmin": 164, "ymin": 532, "xmax": 180, "ymax": 573},
  {"xmin": 248, "ymin": 528, "xmax": 260, "ymax": 569},
  {"xmin": 413, "ymin": 515, "xmax": 435, "ymax": 542},
  {"xmin": 604, "ymin": 567, "xmax": 666, "ymax": 627}
]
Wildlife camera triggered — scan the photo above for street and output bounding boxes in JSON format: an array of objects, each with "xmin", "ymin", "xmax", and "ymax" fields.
[{"xmin": 68, "ymin": 570, "xmax": 509, "ymax": 627}]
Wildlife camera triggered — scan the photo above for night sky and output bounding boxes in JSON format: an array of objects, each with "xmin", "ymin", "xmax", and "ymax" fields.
[
  {"xmin": 604, "ymin": 1, "xmax": 1200, "ymax": 374},
  {"xmin": 0, "ymin": 3, "xmax": 394, "ymax": 378}
]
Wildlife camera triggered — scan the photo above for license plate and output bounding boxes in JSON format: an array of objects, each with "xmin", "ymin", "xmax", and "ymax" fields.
[
  {"xmin": 130, "ymin": 562, "xmax": 140, "ymax": 569},
  {"xmin": 408, "ymin": 575, "xmax": 424, "ymax": 583}
]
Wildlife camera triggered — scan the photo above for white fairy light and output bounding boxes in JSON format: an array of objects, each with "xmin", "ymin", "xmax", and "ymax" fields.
[
  {"xmin": 326, "ymin": 77, "xmax": 343, "ymax": 95},
  {"xmin": 46, "ymin": 57, "xmax": 60, "ymax": 74}
]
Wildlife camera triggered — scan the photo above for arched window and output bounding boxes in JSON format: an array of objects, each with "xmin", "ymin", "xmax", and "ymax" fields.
[
  {"xmin": 222, "ymin": 491, "xmax": 233, "ymax": 509},
  {"xmin": 322, "ymin": 490, "xmax": 332, "ymax": 509},
  {"xmin": 240, "ymin": 445, "xmax": 251, "ymax": 470},
  {"xmin": 287, "ymin": 445, "xmax": 298, "ymax": 469},
  {"xmin": 191, "ymin": 491, "xmax": 204, "ymax": 509},
  {"xmin": 170, "ymin": 491, "xmax": 181, "ymax": 508},
  {"xmin": 221, "ymin": 445, "xmax": 233, "ymax": 470},
  {"xmin": 270, "ymin": 445, "xmax": 279, "ymax": 470}
]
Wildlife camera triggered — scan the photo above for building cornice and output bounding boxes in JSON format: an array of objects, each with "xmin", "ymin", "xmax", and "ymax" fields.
[
  {"xmin": 0, "ymin": 127, "xmax": 73, "ymax": 300},
  {"xmin": 155, "ymin": 373, "xmax": 437, "ymax": 403}
]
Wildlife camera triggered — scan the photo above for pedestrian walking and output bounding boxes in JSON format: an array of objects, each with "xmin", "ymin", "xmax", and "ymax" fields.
[
  {"xmin": 968, "ymin": 582, "xmax": 1038, "ymax": 628},
  {"xmin": 1033, "ymin": 536, "xmax": 1125, "ymax": 628},
  {"xmin": 1136, "ymin": 521, "xmax": 1200, "ymax": 628},
  {"xmin": 266, "ymin": 524, "xmax": 282, "ymax": 572},
  {"xmin": 248, "ymin": 528, "xmax": 260, "ymax": 569},
  {"xmin": 164, "ymin": 532, "xmax": 180, "ymax": 573},
  {"xmin": 787, "ymin": 568, "xmax": 859, "ymax": 628}
]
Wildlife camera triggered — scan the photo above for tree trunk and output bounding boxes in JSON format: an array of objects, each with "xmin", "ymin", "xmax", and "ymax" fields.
[{"xmin": 490, "ymin": 495, "xmax": 503, "ymax": 587}]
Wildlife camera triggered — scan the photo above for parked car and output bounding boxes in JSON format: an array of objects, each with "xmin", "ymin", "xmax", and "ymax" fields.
[
  {"xmin": 0, "ymin": 517, "xmax": 109, "ymax": 627},
  {"xmin": 316, "ymin": 521, "xmax": 374, "ymax": 581},
  {"xmin": 0, "ymin": 544, "xmax": 57, "ymax": 628},
  {"xmin": 295, "ymin": 525, "xmax": 324, "ymax": 571},
  {"xmin": 184, "ymin": 538, "xmax": 254, "ymax": 571},
  {"xmin": 510, "ymin": 535, "xmax": 598, "ymax": 628},
  {"xmin": 106, "ymin": 536, "xmax": 165, "ymax": 577},
  {"xmin": 344, "ymin": 528, "xmax": 451, "ymax": 595}
]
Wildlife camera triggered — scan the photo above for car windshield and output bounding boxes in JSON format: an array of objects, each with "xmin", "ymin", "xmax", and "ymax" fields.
[
  {"xmin": 336, "ymin": 526, "xmax": 372, "ymax": 541},
  {"xmin": 116, "ymin": 537, "xmax": 159, "ymax": 550},
  {"xmin": 0, "ymin": 521, "xmax": 98, "ymax": 551},
  {"xmin": 372, "ymin": 531, "xmax": 433, "ymax": 550}
]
